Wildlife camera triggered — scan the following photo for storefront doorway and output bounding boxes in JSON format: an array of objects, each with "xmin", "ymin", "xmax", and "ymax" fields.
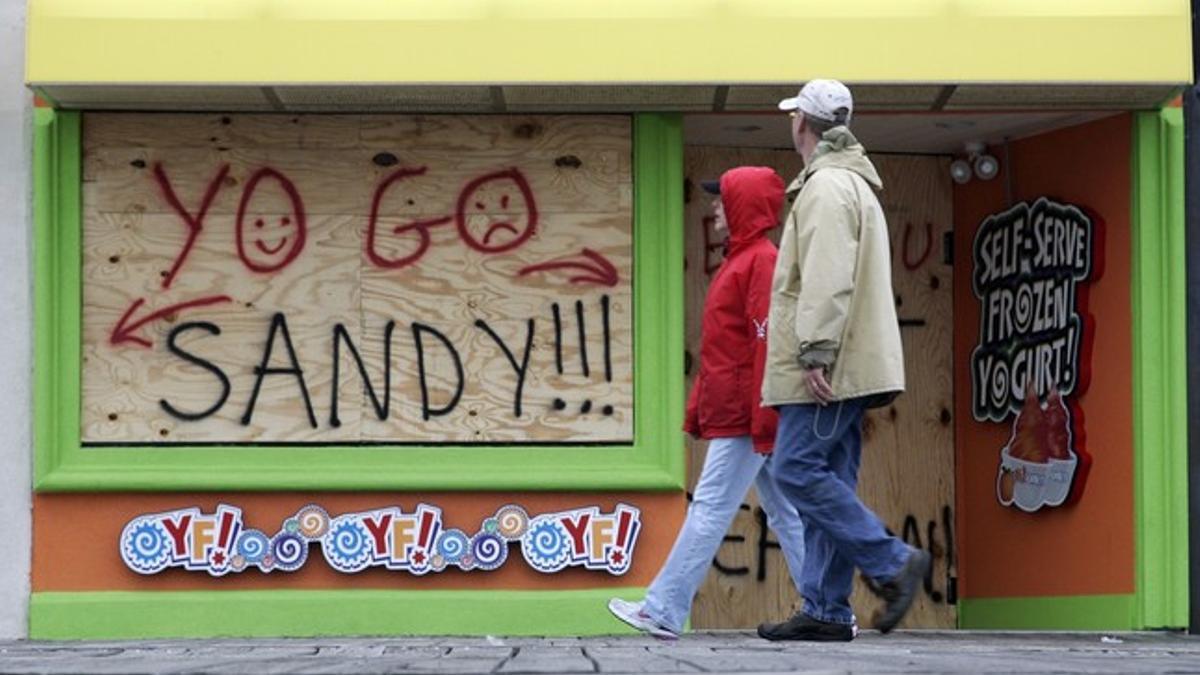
[{"xmin": 680, "ymin": 110, "xmax": 1126, "ymax": 630}]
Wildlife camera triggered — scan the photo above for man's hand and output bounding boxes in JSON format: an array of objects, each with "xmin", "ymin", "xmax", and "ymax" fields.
[{"xmin": 804, "ymin": 367, "xmax": 835, "ymax": 404}]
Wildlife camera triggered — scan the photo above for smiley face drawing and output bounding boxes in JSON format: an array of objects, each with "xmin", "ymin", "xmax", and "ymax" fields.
[
  {"xmin": 236, "ymin": 167, "xmax": 307, "ymax": 273},
  {"xmin": 454, "ymin": 168, "xmax": 538, "ymax": 254}
]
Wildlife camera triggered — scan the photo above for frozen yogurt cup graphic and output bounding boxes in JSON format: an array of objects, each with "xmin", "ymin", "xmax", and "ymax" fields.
[
  {"xmin": 997, "ymin": 447, "xmax": 1050, "ymax": 512},
  {"xmin": 1040, "ymin": 390, "xmax": 1077, "ymax": 507},
  {"xmin": 1043, "ymin": 454, "xmax": 1078, "ymax": 507},
  {"xmin": 995, "ymin": 384, "xmax": 1079, "ymax": 512},
  {"xmin": 997, "ymin": 465, "xmax": 1017, "ymax": 505}
]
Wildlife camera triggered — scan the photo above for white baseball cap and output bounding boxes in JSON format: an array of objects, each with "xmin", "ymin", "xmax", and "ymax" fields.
[{"xmin": 778, "ymin": 79, "xmax": 853, "ymax": 125}]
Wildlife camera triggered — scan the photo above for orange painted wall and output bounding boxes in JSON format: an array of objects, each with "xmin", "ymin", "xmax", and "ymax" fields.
[
  {"xmin": 953, "ymin": 113, "xmax": 1135, "ymax": 599},
  {"xmin": 33, "ymin": 492, "xmax": 684, "ymax": 592}
]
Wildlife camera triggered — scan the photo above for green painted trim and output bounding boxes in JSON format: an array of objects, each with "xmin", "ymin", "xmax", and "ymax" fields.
[
  {"xmin": 1131, "ymin": 109, "xmax": 1190, "ymax": 629},
  {"xmin": 632, "ymin": 113, "xmax": 687, "ymax": 491},
  {"xmin": 959, "ymin": 594, "xmax": 1135, "ymax": 630},
  {"xmin": 30, "ymin": 588, "xmax": 646, "ymax": 639},
  {"xmin": 33, "ymin": 109, "xmax": 81, "ymax": 492},
  {"xmin": 33, "ymin": 112, "xmax": 686, "ymax": 492}
]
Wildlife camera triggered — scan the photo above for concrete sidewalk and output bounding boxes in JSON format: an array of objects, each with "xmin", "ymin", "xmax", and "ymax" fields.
[{"xmin": 0, "ymin": 631, "xmax": 1198, "ymax": 674}]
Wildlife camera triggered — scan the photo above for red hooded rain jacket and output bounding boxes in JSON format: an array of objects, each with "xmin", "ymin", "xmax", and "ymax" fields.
[{"xmin": 683, "ymin": 166, "xmax": 784, "ymax": 454}]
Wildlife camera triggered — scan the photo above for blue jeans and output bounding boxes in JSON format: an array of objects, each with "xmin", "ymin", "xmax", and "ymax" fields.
[
  {"xmin": 769, "ymin": 399, "xmax": 911, "ymax": 625},
  {"xmin": 642, "ymin": 436, "xmax": 807, "ymax": 633}
]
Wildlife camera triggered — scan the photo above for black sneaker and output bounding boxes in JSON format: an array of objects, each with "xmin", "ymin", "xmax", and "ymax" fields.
[
  {"xmin": 757, "ymin": 611, "xmax": 854, "ymax": 642},
  {"xmin": 874, "ymin": 549, "xmax": 932, "ymax": 634}
]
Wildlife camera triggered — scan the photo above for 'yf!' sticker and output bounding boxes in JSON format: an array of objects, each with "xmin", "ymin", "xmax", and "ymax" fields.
[{"xmin": 521, "ymin": 504, "xmax": 640, "ymax": 575}]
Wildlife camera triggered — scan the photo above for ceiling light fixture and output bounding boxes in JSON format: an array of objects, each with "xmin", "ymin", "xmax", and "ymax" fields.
[
  {"xmin": 951, "ymin": 141, "xmax": 1000, "ymax": 184},
  {"xmin": 950, "ymin": 159, "xmax": 973, "ymax": 185}
]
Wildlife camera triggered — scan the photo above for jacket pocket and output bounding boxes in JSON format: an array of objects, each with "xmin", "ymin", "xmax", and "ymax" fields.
[{"xmin": 698, "ymin": 367, "xmax": 750, "ymax": 432}]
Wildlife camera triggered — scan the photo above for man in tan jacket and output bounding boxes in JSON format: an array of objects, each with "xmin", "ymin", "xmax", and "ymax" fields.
[{"xmin": 757, "ymin": 80, "xmax": 930, "ymax": 642}]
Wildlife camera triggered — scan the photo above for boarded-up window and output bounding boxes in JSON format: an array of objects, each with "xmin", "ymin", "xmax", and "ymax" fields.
[{"xmin": 82, "ymin": 114, "xmax": 633, "ymax": 445}]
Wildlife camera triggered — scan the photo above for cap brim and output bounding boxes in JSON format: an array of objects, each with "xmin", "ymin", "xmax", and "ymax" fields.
[
  {"xmin": 778, "ymin": 97, "xmax": 800, "ymax": 111},
  {"xmin": 700, "ymin": 179, "xmax": 721, "ymax": 195}
]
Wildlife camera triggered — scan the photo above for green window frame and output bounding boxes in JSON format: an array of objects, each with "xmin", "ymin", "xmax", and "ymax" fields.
[{"xmin": 33, "ymin": 110, "xmax": 685, "ymax": 492}]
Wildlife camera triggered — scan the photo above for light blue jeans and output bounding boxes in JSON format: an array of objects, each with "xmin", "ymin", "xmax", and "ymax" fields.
[{"xmin": 641, "ymin": 435, "xmax": 807, "ymax": 633}]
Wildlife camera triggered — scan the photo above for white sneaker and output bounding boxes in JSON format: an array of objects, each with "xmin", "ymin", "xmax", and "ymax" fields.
[{"xmin": 607, "ymin": 598, "xmax": 679, "ymax": 640}]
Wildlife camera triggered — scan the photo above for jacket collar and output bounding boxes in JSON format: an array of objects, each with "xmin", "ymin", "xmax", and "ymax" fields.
[{"xmin": 786, "ymin": 127, "xmax": 884, "ymax": 197}]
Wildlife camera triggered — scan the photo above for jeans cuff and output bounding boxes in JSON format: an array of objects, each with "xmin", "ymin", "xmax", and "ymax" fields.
[
  {"xmin": 873, "ymin": 544, "xmax": 915, "ymax": 584},
  {"xmin": 801, "ymin": 600, "xmax": 854, "ymax": 626},
  {"xmin": 640, "ymin": 598, "xmax": 681, "ymax": 633}
]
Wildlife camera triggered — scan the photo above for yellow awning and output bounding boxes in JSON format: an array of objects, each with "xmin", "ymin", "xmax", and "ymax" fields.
[{"xmin": 26, "ymin": 0, "xmax": 1192, "ymax": 109}]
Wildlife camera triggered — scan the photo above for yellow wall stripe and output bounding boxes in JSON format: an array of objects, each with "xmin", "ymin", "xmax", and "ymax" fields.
[{"xmin": 27, "ymin": 0, "xmax": 1192, "ymax": 85}]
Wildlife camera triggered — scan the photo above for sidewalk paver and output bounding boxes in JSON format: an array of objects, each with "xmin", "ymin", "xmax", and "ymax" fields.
[{"xmin": 0, "ymin": 631, "xmax": 1197, "ymax": 674}]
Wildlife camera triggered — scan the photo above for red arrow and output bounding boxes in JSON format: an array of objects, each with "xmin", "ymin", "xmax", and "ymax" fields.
[
  {"xmin": 110, "ymin": 295, "xmax": 233, "ymax": 348},
  {"xmin": 518, "ymin": 248, "xmax": 619, "ymax": 287}
]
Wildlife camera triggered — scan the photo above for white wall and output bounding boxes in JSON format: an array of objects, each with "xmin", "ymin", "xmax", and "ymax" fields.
[{"xmin": 0, "ymin": 0, "xmax": 31, "ymax": 639}]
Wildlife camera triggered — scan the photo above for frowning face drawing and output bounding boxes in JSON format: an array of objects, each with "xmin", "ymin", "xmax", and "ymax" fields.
[
  {"xmin": 455, "ymin": 168, "xmax": 538, "ymax": 254},
  {"xmin": 236, "ymin": 167, "xmax": 307, "ymax": 273}
]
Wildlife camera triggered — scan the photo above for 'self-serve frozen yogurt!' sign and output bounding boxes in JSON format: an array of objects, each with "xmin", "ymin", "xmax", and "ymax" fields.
[{"xmin": 970, "ymin": 198, "xmax": 1102, "ymax": 512}]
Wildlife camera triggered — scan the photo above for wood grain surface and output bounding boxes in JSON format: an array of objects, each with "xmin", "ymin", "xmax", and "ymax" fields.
[{"xmin": 81, "ymin": 113, "xmax": 633, "ymax": 444}]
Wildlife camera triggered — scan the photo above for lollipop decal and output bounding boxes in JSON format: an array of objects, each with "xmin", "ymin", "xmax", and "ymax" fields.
[
  {"xmin": 471, "ymin": 532, "xmax": 509, "ymax": 571},
  {"xmin": 235, "ymin": 530, "xmax": 271, "ymax": 566},
  {"xmin": 494, "ymin": 505, "xmax": 530, "ymax": 540},
  {"xmin": 120, "ymin": 518, "xmax": 172, "ymax": 575},
  {"xmin": 271, "ymin": 532, "xmax": 308, "ymax": 572},
  {"xmin": 322, "ymin": 517, "xmax": 373, "ymax": 573},
  {"xmin": 436, "ymin": 529, "xmax": 470, "ymax": 565},
  {"xmin": 522, "ymin": 517, "xmax": 573, "ymax": 574}
]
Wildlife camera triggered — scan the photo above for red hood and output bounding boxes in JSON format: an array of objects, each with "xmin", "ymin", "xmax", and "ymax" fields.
[{"xmin": 721, "ymin": 166, "xmax": 784, "ymax": 256}]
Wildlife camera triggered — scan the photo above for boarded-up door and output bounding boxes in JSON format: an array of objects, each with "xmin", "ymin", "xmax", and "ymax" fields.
[{"xmin": 683, "ymin": 145, "xmax": 956, "ymax": 629}]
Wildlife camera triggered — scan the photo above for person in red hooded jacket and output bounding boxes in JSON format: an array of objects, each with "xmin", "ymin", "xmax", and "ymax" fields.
[{"xmin": 608, "ymin": 166, "xmax": 809, "ymax": 639}]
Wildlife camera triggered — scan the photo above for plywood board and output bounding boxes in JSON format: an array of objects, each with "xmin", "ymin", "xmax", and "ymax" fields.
[
  {"xmin": 849, "ymin": 155, "xmax": 956, "ymax": 630},
  {"xmin": 683, "ymin": 146, "xmax": 955, "ymax": 630},
  {"xmin": 81, "ymin": 113, "xmax": 633, "ymax": 444}
]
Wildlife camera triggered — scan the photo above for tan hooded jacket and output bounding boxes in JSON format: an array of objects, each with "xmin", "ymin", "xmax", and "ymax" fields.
[{"xmin": 761, "ymin": 127, "xmax": 905, "ymax": 407}]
